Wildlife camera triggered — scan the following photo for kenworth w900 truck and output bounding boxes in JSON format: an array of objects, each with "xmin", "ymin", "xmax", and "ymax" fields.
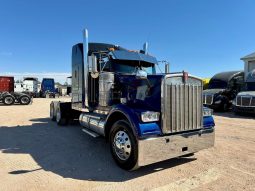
[{"xmin": 50, "ymin": 29, "xmax": 215, "ymax": 170}]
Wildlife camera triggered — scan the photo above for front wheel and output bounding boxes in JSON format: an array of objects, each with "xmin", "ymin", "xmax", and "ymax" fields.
[{"xmin": 109, "ymin": 120, "xmax": 139, "ymax": 170}]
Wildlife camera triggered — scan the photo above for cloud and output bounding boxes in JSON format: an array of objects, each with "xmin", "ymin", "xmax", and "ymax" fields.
[
  {"xmin": 0, "ymin": 72, "xmax": 71, "ymax": 84},
  {"xmin": 0, "ymin": 51, "xmax": 13, "ymax": 56}
]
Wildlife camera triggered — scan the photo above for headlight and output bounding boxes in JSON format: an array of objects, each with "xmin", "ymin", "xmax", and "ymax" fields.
[
  {"xmin": 141, "ymin": 111, "xmax": 160, "ymax": 122},
  {"xmin": 203, "ymin": 108, "xmax": 213, "ymax": 117}
]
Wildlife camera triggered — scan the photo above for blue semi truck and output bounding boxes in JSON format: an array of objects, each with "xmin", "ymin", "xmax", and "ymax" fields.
[
  {"xmin": 40, "ymin": 78, "xmax": 57, "ymax": 98},
  {"xmin": 50, "ymin": 29, "xmax": 215, "ymax": 170}
]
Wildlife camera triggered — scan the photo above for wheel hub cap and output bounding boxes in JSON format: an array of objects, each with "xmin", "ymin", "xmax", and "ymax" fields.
[
  {"xmin": 113, "ymin": 131, "xmax": 131, "ymax": 161},
  {"xmin": 21, "ymin": 97, "xmax": 29, "ymax": 104}
]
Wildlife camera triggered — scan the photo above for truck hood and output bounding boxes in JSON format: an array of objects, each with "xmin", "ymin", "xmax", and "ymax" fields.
[
  {"xmin": 203, "ymin": 89, "xmax": 225, "ymax": 95},
  {"xmin": 237, "ymin": 91, "xmax": 255, "ymax": 97}
]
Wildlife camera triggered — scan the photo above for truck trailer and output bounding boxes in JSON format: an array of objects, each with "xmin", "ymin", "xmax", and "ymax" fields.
[
  {"xmin": 0, "ymin": 76, "xmax": 14, "ymax": 92},
  {"xmin": 50, "ymin": 29, "xmax": 215, "ymax": 170}
]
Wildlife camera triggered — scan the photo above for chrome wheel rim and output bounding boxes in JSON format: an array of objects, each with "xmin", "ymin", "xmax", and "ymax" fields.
[
  {"xmin": 21, "ymin": 97, "xmax": 29, "ymax": 104},
  {"xmin": 113, "ymin": 130, "xmax": 131, "ymax": 161},
  {"xmin": 5, "ymin": 97, "xmax": 13, "ymax": 105}
]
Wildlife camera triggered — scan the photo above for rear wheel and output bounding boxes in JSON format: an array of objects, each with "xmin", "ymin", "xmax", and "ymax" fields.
[
  {"xmin": 110, "ymin": 120, "xmax": 139, "ymax": 170},
  {"xmin": 19, "ymin": 95, "xmax": 31, "ymax": 105},
  {"xmin": 3, "ymin": 95, "xmax": 15, "ymax": 105},
  {"xmin": 50, "ymin": 102, "xmax": 56, "ymax": 121},
  {"xmin": 56, "ymin": 105, "xmax": 67, "ymax": 125}
]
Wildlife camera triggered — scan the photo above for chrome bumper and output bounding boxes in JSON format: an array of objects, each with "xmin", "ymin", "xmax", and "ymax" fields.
[{"xmin": 137, "ymin": 128, "xmax": 215, "ymax": 167}]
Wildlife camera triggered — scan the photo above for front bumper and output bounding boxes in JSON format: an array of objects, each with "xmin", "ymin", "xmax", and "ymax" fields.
[
  {"xmin": 137, "ymin": 128, "xmax": 215, "ymax": 167},
  {"xmin": 204, "ymin": 103, "xmax": 221, "ymax": 110},
  {"xmin": 233, "ymin": 105, "xmax": 255, "ymax": 114}
]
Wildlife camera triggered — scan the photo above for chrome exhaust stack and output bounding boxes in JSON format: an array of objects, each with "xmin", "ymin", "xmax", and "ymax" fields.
[{"xmin": 83, "ymin": 29, "xmax": 89, "ymax": 108}]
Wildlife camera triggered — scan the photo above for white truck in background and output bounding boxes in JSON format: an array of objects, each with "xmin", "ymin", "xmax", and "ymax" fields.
[
  {"xmin": 233, "ymin": 52, "xmax": 255, "ymax": 114},
  {"xmin": 14, "ymin": 77, "xmax": 39, "ymax": 97},
  {"xmin": 23, "ymin": 77, "xmax": 39, "ymax": 97},
  {"xmin": 14, "ymin": 82, "xmax": 24, "ymax": 93}
]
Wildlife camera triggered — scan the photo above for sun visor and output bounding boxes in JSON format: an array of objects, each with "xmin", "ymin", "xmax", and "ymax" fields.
[{"xmin": 109, "ymin": 50, "xmax": 158, "ymax": 65}]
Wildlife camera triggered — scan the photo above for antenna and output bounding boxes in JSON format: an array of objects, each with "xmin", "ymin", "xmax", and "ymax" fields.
[{"xmin": 143, "ymin": 42, "xmax": 148, "ymax": 54}]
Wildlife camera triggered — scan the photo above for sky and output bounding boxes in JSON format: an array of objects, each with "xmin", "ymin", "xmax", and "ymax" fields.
[{"xmin": 0, "ymin": 0, "xmax": 255, "ymax": 83}]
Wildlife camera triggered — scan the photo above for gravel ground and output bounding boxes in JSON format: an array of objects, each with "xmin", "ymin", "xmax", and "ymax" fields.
[{"xmin": 0, "ymin": 98, "xmax": 254, "ymax": 191}]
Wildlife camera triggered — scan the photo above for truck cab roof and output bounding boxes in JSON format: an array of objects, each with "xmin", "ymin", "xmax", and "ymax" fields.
[{"xmin": 74, "ymin": 42, "xmax": 158, "ymax": 65}]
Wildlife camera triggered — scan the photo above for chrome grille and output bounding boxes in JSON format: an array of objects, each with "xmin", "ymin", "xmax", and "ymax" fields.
[
  {"xmin": 236, "ymin": 96, "xmax": 255, "ymax": 107},
  {"xmin": 242, "ymin": 97, "xmax": 251, "ymax": 106},
  {"xmin": 236, "ymin": 96, "xmax": 241, "ymax": 105},
  {"xmin": 162, "ymin": 76, "xmax": 203, "ymax": 134},
  {"xmin": 203, "ymin": 94, "xmax": 213, "ymax": 105},
  {"xmin": 251, "ymin": 97, "xmax": 255, "ymax": 106}
]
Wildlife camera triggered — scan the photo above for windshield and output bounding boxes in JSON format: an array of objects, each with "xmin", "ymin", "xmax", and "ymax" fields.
[
  {"xmin": 246, "ymin": 82, "xmax": 255, "ymax": 91},
  {"xmin": 208, "ymin": 79, "xmax": 227, "ymax": 89},
  {"xmin": 102, "ymin": 60, "xmax": 156, "ymax": 74}
]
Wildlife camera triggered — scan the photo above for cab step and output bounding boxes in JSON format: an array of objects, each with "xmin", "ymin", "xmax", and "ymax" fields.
[{"xmin": 81, "ymin": 128, "xmax": 100, "ymax": 138}]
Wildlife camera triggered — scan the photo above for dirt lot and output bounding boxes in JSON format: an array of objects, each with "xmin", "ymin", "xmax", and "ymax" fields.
[{"xmin": 0, "ymin": 98, "xmax": 254, "ymax": 191}]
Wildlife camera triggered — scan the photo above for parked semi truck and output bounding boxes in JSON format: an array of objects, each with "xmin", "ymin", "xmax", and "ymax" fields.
[
  {"xmin": 233, "ymin": 70, "xmax": 255, "ymax": 114},
  {"xmin": 233, "ymin": 53, "xmax": 255, "ymax": 114},
  {"xmin": 40, "ymin": 78, "xmax": 56, "ymax": 98},
  {"xmin": 0, "ymin": 76, "xmax": 32, "ymax": 105},
  {"xmin": 50, "ymin": 29, "xmax": 215, "ymax": 170},
  {"xmin": 203, "ymin": 71, "xmax": 244, "ymax": 111},
  {"xmin": 23, "ymin": 77, "xmax": 39, "ymax": 97}
]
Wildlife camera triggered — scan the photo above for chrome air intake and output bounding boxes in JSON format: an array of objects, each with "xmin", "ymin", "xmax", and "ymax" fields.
[{"xmin": 161, "ymin": 74, "xmax": 203, "ymax": 134}]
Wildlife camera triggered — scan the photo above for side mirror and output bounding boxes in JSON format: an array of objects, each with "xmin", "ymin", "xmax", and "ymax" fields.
[
  {"xmin": 136, "ymin": 69, "xmax": 147, "ymax": 79},
  {"xmin": 91, "ymin": 54, "xmax": 99, "ymax": 78}
]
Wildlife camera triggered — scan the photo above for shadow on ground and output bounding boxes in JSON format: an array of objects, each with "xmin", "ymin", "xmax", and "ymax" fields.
[
  {"xmin": 0, "ymin": 118, "xmax": 196, "ymax": 182},
  {"xmin": 214, "ymin": 111, "xmax": 255, "ymax": 119}
]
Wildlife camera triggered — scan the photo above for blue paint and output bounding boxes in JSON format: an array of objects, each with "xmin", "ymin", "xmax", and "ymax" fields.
[
  {"xmin": 203, "ymin": 116, "xmax": 215, "ymax": 128},
  {"xmin": 139, "ymin": 123, "xmax": 161, "ymax": 135},
  {"xmin": 41, "ymin": 78, "xmax": 56, "ymax": 93}
]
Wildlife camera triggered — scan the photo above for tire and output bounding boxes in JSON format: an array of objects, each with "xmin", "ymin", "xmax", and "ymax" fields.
[
  {"xmin": 109, "ymin": 120, "xmax": 139, "ymax": 170},
  {"xmin": 3, "ymin": 95, "xmax": 15, "ymax": 105},
  {"xmin": 50, "ymin": 102, "xmax": 56, "ymax": 121},
  {"xmin": 222, "ymin": 103, "xmax": 228, "ymax": 112},
  {"xmin": 56, "ymin": 105, "xmax": 67, "ymax": 125},
  {"xmin": 19, "ymin": 95, "xmax": 31, "ymax": 105}
]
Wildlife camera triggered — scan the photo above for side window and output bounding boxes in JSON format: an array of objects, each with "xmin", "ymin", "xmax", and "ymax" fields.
[{"xmin": 230, "ymin": 75, "xmax": 244, "ymax": 91}]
